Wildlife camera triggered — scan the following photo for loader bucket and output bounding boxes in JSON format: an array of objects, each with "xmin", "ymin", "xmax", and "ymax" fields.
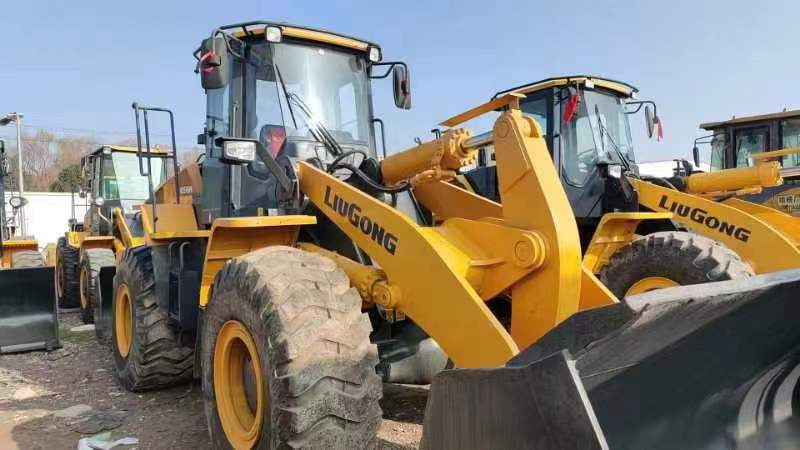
[
  {"xmin": 0, "ymin": 266, "xmax": 59, "ymax": 353},
  {"xmin": 422, "ymin": 269, "xmax": 800, "ymax": 450}
]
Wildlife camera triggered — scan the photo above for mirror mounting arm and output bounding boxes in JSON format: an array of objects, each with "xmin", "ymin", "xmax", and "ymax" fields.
[
  {"xmin": 625, "ymin": 100, "xmax": 657, "ymax": 116},
  {"xmin": 368, "ymin": 61, "xmax": 407, "ymax": 79}
]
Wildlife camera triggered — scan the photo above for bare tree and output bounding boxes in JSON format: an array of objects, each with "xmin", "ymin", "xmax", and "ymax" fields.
[{"xmin": 21, "ymin": 130, "xmax": 57, "ymax": 191}]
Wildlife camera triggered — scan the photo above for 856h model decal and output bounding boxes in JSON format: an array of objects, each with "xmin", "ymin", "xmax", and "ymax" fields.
[
  {"xmin": 657, "ymin": 195, "xmax": 751, "ymax": 242},
  {"xmin": 323, "ymin": 186, "xmax": 399, "ymax": 254}
]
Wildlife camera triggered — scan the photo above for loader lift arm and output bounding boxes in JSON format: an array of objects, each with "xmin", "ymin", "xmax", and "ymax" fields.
[{"xmin": 296, "ymin": 94, "xmax": 613, "ymax": 367}]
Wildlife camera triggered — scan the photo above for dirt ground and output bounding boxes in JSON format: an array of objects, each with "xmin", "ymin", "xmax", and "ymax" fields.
[{"xmin": 0, "ymin": 311, "xmax": 426, "ymax": 449}]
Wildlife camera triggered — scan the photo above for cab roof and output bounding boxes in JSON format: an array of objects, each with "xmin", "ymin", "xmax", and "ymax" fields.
[
  {"xmin": 90, "ymin": 145, "xmax": 171, "ymax": 156},
  {"xmin": 700, "ymin": 109, "xmax": 800, "ymax": 130},
  {"xmin": 224, "ymin": 21, "xmax": 377, "ymax": 52},
  {"xmin": 493, "ymin": 75, "xmax": 638, "ymax": 99}
]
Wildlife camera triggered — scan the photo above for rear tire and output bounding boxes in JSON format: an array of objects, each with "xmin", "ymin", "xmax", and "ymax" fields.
[
  {"xmin": 598, "ymin": 231, "xmax": 754, "ymax": 298},
  {"xmin": 201, "ymin": 246, "xmax": 382, "ymax": 449},
  {"xmin": 79, "ymin": 248, "xmax": 116, "ymax": 336},
  {"xmin": 11, "ymin": 250, "xmax": 45, "ymax": 268},
  {"xmin": 112, "ymin": 246, "xmax": 193, "ymax": 391},
  {"xmin": 56, "ymin": 237, "xmax": 80, "ymax": 308}
]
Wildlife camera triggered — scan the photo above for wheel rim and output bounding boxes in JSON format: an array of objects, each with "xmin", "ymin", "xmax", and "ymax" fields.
[
  {"xmin": 79, "ymin": 266, "xmax": 89, "ymax": 309},
  {"xmin": 115, "ymin": 284, "xmax": 133, "ymax": 358},
  {"xmin": 626, "ymin": 276, "xmax": 680, "ymax": 296},
  {"xmin": 214, "ymin": 320, "xmax": 265, "ymax": 449}
]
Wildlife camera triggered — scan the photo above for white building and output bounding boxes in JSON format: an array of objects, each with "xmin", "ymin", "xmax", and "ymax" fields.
[
  {"xmin": 3, "ymin": 192, "xmax": 89, "ymax": 248},
  {"xmin": 637, "ymin": 160, "xmax": 710, "ymax": 178}
]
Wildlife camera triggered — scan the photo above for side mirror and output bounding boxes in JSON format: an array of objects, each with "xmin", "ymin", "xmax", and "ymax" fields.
[
  {"xmin": 199, "ymin": 36, "xmax": 229, "ymax": 90},
  {"xmin": 392, "ymin": 65, "xmax": 411, "ymax": 109},
  {"xmin": 645, "ymin": 105, "xmax": 655, "ymax": 139},
  {"xmin": 692, "ymin": 145, "xmax": 700, "ymax": 168},
  {"xmin": 644, "ymin": 105, "xmax": 663, "ymax": 141}
]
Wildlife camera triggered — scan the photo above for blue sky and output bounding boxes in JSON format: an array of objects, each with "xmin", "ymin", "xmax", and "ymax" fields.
[{"xmin": 1, "ymin": 0, "xmax": 797, "ymax": 162}]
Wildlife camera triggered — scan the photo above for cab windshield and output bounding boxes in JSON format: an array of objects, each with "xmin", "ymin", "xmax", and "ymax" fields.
[
  {"xmin": 561, "ymin": 89, "xmax": 634, "ymax": 185},
  {"xmin": 245, "ymin": 40, "xmax": 375, "ymax": 158},
  {"xmin": 101, "ymin": 152, "xmax": 167, "ymax": 201}
]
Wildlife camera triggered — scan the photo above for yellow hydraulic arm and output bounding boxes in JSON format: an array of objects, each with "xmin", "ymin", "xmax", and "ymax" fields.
[
  {"xmin": 683, "ymin": 147, "xmax": 800, "ymax": 197},
  {"xmin": 633, "ymin": 147, "xmax": 800, "ymax": 273},
  {"xmin": 298, "ymin": 94, "xmax": 615, "ymax": 368}
]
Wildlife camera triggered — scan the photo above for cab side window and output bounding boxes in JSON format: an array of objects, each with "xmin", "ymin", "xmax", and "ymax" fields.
[{"xmin": 780, "ymin": 118, "xmax": 800, "ymax": 168}]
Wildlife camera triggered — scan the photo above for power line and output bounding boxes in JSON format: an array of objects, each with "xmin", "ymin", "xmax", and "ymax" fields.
[
  {"xmin": 0, "ymin": 133, "xmax": 199, "ymax": 150},
  {"xmin": 24, "ymin": 122, "xmax": 176, "ymax": 138}
]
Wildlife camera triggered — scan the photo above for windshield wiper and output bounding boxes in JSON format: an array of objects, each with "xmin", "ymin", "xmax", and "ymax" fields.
[
  {"xmin": 595, "ymin": 105, "xmax": 632, "ymax": 173},
  {"xmin": 274, "ymin": 65, "xmax": 298, "ymax": 130},
  {"xmin": 273, "ymin": 64, "xmax": 343, "ymax": 157},
  {"xmin": 287, "ymin": 93, "xmax": 344, "ymax": 157}
]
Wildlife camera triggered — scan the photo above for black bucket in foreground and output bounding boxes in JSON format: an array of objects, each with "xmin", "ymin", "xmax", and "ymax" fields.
[
  {"xmin": 422, "ymin": 269, "xmax": 800, "ymax": 450},
  {"xmin": 0, "ymin": 266, "xmax": 59, "ymax": 353}
]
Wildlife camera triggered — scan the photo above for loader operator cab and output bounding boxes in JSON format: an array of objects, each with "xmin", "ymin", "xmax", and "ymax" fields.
[
  {"xmin": 194, "ymin": 22, "xmax": 411, "ymax": 227},
  {"xmin": 692, "ymin": 110, "xmax": 800, "ymax": 216},
  {"xmin": 80, "ymin": 145, "xmax": 169, "ymax": 235},
  {"xmin": 461, "ymin": 76, "xmax": 663, "ymax": 247}
]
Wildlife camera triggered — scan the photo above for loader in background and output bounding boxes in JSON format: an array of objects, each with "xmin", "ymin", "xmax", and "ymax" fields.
[
  {"xmin": 0, "ymin": 138, "xmax": 58, "ymax": 354},
  {"xmin": 95, "ymin": 23, "xmax": 800, "ymax": 449},
  {"xmin": 693, "ymin": 109, "xmax": 800, "ymax": 215},
  {"xmin": 56, "ymin": 145, "xmax": 173, "ymax": 341},
  {"xmin": 457, "ymin": 76, "xmax": 800, "ymax": 297}
]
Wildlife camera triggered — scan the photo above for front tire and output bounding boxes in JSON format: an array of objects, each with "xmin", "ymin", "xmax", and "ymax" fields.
[
  {"xmin": 112, "ymin": 246, "xmax": 194, "ymax": 391},
  {"xmin": 598, "ymin": 231, "xmax": 754, "ymax": 297},
  {"xmin": 56, "ymin": 237, "xmax": 80, "ymax": 308},
  {"xmin": 201, "ymin": 246, "xmax": 382, "ymax": 449}
]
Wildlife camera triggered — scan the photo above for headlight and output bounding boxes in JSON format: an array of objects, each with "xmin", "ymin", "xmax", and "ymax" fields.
[
  {"xmin": 607, "ymin": 165, "xmax": 622, "ymax": 179},
  {"xmin": 368, "ymin": 46, "xmax": 382, "ymax": 63},
  {"xmin": 265, "ymin": 26, "xmax": 283, "ymax": 43},
  {"xmin": 94, "ymin": 196, "xmax": 105, "ymax": 207},
  {"xmin": 102, "ymin": 146, "xmax": 112, "ymax": 155},
  {"xmin": 223, "ymin": 141, "xmax": 256, "ymax": 163}
]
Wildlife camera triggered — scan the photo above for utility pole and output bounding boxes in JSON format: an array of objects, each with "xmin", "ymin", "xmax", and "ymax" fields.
[{"xmin": 0, "ymin": 113, "xmax": 24, "ymax": 237}]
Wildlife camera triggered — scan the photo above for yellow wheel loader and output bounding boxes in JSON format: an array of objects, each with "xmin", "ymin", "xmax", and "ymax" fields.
[
  {"xmin": 692, "ymin": 109, "xmax": 800, "ymax": 215},
  {"xmin": 57, "ymin": 144, "xmax": 173, "ymax": 341},
  {"xmin": 457, "ymin": 76, "xmax": 800, "ymax": 298},
  {"xmin": 98, "ymin": 25, "xmax": 800, "ymax": 449},
  {"xmin": 0, "ymin": 139, "xmax": 58, "ymax": 353}
]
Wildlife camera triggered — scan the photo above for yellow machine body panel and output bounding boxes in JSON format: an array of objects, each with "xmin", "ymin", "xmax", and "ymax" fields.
[
  {"xmin": 138, "ymin": 203, "xmax": 210, "ymax": 242},
  {"xmin": 231, "ymin": 23, "xmax": 371, "ymax": 52},
  {"xmin": 495, "ymin": 76, "xmax": 635, "ymax": 99},
  {"xmin": 583, "ymin": 212, "xmax": 674, "ymax": 273},
  {"xmin": 199, "ymin": 216, "xmax": 316, "ymax": 307},
  {"xmin": 634, "ymin": 178, "xmax": 800, "ymax": 273},
  {"xmin": 112, "ymin": 208, "xmax": 144, "ymax": 251},
  {"xmin": 1, "ymin": 239, "xmax": 39, "ymax": 268},
  {"xmin": 66, "ymin": 231, "xmax": 86, "ymax": 249}
]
